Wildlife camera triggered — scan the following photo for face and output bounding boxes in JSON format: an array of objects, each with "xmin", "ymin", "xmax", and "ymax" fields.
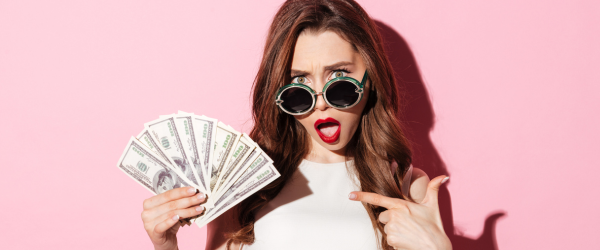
[
  {"xmin": 157, "ymin": 175, "xmax": 175, "ymax": 194},
  {"xmin": 289, "ymin": 30, "xmax": 369, "ymax": 154}
]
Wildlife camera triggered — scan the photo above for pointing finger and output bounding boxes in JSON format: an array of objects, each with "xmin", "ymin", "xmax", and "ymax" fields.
[{"xmin": 349, "ymin": 191, "xmax": 406, "ymax": 209}]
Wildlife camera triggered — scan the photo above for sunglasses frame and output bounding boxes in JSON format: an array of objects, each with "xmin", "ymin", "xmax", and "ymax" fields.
[{"xmin": 275, "ymin": 71, "xmax": 368, "ymax": 115}]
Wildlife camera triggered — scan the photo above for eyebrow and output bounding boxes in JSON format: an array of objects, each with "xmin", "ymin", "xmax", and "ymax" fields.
[{"xmin": 290, "ymin": 61, "xmax": 354, "ymax": 76}]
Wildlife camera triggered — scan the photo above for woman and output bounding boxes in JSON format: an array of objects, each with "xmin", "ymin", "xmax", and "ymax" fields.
[{"xmin": 141, "ymin": 0, "xmax": 452, "ymax": 249}]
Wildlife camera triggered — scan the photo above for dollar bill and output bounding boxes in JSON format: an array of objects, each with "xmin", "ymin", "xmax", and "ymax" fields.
[
  {"xmin": 213, "ymin": 145, "xmax": 261, "ymax": 200},
  {"xmin": 209, "ymin": 121, "xmax": 241, "ymax": 192},
  {"xmin": 117, "ymin": 137, "xmax": 191, "ymax": 194},
  {"xmin": 211, "ymin": 151, "xmax": 274, "ymax": 209},
  {"xmin": 196, "ymin": 153, "xmax": 279, "ymax": 227},
  {"xmin": 171, "ymin": 114, "xmax": 209, "ymax": 194},
  {"xmin": 120, "ymin": 113, "xmax": 281, "ymax": 228},
  {"xmin": 201, "ymin": 151, "xmax": 272, "ymax": 219},
  {"xmin": 136, "ymin": 128, "xmax": 193, "ymax": 190},
  {"xmin": 136, "ymin": 128, "xmax": 171, "ymax": 163},
  {"xmin": 145, "ymin": 117, "xmax": 201, "ymax": 188},
  {"xmin": 187, "ymin": 114, "xmax": 218, "ymax": 194},
  {"xmin": 213, "ymin": 134, "xmax": 256, "ymax": 196}
]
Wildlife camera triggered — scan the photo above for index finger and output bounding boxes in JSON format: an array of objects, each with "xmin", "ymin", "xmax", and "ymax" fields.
[
  {"xmin": 349, "ymin": 191, "xmax": 404, "ymax": 209},
  {"xmin": 143, "ymin": 186, "xmax": 199, "ymax": 210}
]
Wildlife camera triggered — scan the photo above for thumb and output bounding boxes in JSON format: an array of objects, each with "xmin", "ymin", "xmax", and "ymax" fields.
[{"xmin": 422, "ymin": 175, "xmax": 449, "ymax": 207}]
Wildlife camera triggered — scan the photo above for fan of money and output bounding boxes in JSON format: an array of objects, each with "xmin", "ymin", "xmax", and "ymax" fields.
[{"xmin": 117, "ymin": 111, "xmax": 280, "ymax": 227}]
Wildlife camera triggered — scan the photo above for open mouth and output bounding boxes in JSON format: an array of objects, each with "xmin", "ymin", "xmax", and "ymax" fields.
[{"xmin": 314, "ymin": 118, "xmax": 341, "ymax": 144}]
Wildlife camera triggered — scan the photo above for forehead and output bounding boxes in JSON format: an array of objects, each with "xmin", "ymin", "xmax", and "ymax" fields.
[{"xmin": 291, "ymin": 30, "xmax": 358, "ymax": 70}]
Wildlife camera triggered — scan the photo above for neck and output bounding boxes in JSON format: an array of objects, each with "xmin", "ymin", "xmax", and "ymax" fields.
[{"xmin": 305, "ymin": 135, "xmax": 348, "ymax": 163}]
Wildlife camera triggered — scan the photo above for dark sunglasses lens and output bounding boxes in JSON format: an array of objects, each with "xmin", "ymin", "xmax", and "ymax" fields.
[
  {"xmin": 326, "ymin": 80, "xmax": 360, "ymax": 107},
  {"xmin": 280, "ymin": 87, "xmax": 313, "ymax": 113}
]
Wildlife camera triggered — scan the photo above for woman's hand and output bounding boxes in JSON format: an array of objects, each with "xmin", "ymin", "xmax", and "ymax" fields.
[
  {"xmin": 141, "ymin": 186, "xmax": 207, "ymax": 250},
  {"xmin": 349, "ymin": 176, "xmax": 452, "ymax": 250}
]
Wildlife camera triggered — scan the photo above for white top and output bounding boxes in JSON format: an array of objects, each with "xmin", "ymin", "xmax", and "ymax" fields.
[{"xmin": 242, "ymin": 160, "xmax": 413, "ymax": 250}]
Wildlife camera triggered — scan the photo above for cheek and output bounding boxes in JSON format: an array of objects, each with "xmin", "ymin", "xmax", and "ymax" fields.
[
  {"xmin": 296, "ymin": 116, "xmax": 315, "ymax": 134},
  {"xmin": 340, "ymin": 95, "xmax": 368, "ymax": 136},
  {"xmin": 339, "ymin": 113, "xmax": 362, "ymax": 138}
]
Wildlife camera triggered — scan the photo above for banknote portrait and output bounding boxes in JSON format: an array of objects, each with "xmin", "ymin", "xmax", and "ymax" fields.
[
  {"xmin": 152, "ymin": 169, "xmax": 177, "ymax": 194},
  {"xmin": 171, "ymin": 156, "xmax": 195, "ymax": 185}
]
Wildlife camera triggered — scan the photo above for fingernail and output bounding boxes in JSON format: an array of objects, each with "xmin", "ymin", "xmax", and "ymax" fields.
[
  {"xmin": 172, "ymin": 214, "xmax": 179, "ymax": 221},
  {"xmin": 187, "ymin": 187, "xmax": 196, "ymax": 194},
  {"xmin": 197, "ymin": 193, "xmax": 206, "ymax": 200},
  {"xmin": 196, "ymin": 206, "xmax": 205, "ymax": 212},
  {"xmin": 442, "ymin": 177, "xmax": 450, "ymax": 184},
  {"xmin": 348, "ymin": 193, "xmax": 357, "ymax": 200}
]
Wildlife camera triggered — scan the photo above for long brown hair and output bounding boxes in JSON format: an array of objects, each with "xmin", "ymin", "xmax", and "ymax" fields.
[{"xmin": 229, "ymin": 1, "xmax": 412, "ymax": 249}]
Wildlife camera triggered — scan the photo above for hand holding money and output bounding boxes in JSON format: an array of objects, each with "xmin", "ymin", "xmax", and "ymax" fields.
[
  {"xmin": 141, "ymin": 187, "xmax": 207, "ymax": 250},
  {"xmin": 116, "ymin": 111, "xmax": 280, "ymax": 245}
]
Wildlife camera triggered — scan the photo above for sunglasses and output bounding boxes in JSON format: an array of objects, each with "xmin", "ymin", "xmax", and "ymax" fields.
[{"xmin": 275, "ymin": 71, "xmax": 368, "ymax": 115}]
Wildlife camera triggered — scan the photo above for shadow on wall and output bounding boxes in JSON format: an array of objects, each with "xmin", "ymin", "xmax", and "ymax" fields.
[{"xmin": 375, "ymin": 20, "xmax": 506, "ymax": 250}]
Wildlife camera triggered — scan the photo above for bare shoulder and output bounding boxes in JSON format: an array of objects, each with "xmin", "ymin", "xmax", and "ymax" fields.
[
  {"xmin": 205, "ymin": 206, "xmax": 241, "ymax": 250},
  {"xmin": 409, "ymin": 167, "xmax": 430, "ymax": 203}
]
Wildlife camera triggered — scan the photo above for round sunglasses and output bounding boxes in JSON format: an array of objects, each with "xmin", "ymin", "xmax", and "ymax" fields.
[{"xmin": 275, "ymin": 71, "xmax": 368, "ymax": 115}]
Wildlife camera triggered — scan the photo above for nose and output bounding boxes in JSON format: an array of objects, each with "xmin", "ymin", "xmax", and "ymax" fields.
[{"xmin": 314, "ymin": 92, "xmax": 329, "ymax": 111}]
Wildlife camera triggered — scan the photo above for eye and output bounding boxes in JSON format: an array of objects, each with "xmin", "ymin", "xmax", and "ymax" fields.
[
  {"xmin": 330, "ymin": 70, "xmax": 348, "ymax": 80},
  {"xmin": 292, "ymin": 76, "xmax": 309, "ymax": 84}
]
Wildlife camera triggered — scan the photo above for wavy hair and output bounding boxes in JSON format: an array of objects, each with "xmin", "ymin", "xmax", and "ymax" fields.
[{"xmin": 228, "ymin": 1, "xmax": 412, "ymax": 249}]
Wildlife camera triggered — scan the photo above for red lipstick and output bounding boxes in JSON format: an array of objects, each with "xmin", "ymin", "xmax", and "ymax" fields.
[{"xmin": 314, "ymin": 118, "xmax": 341, "ymax": 143}]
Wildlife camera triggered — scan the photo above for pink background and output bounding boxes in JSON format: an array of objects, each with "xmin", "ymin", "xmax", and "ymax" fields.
[{"xmin": 1, "ymin": 1, "xmax": 599, "ymax": 249}]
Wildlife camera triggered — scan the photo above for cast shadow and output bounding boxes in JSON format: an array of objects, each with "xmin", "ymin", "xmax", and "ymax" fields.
[
  {"xmin": 375, "ymin": 20, "xmax": 506, "ymax": 250},
  {"xmin": 255, "ymin": 171, "xmax": 313, "ymax": 221}
]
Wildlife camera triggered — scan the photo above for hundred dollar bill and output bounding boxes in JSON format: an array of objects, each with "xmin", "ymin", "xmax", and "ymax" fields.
[
  {"xmin": 136, "ymin": 128, "xmax": 192, "ymax": 189},
  {"xmin": 213, "ymin": 134, "xmax": 256, "ymax": 196},
  {"xmin": 213, "ymin": 145, "xmax": 261, "ymax": 200},
  {"xmin": 187, "ymin": 114, "xmax": 218, "ymax": 194},
  {"xmin": 171, "ymin": 114, "xmax": 209, "ymax": 194},
  {"xmin": 117, "ymin": 137, "xmax": 191, "ymax": 195},
  {"xmin": 145, "ymin": 117, "xmax": 201, "ymax": 188},
  {"xmin": 196, "ymin": 154, "xmax": 279, "ymax": 227},
  {"xmin": 210, "ymin": 151, "xmax": 274, "ymax": 209},
  {"xmin": 137, "ymin": 128, "xmax": 171, "ymax": 163},
  {"xmin": 209, "ymin": 121, "xmax": 241, "ymax": 192},
  {"xmin": 200, "ymin": 151, "xmax": 273, "ymax": 219}
]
